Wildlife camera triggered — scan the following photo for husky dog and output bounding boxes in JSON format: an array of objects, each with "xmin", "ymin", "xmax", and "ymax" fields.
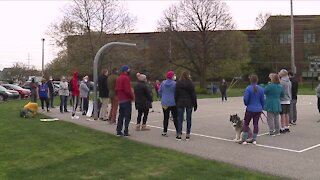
[{"xmin": 230, "ymin": 114, "xmax": 252, "ymax": 142}]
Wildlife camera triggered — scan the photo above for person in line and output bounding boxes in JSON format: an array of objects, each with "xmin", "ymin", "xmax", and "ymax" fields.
[
  {"xmin": 239, "ymin": 74, "xmax": 264, "ymax": 145},
  {"xmin": 264, "ymin": 73, "xmax": 284, "ymax": 136},
  {"xmin": 115, "ymin": 65, "xmax": 134, "ymax": 136},
  {"xmin": 175, "ymin": 71, "xmax": 197, "ymax": 141},
  {"xmin": 159, "ymin": 71, "xmax": 178, "ymax": 137},
  {"xmin": 37, "ymin": 78, "xmax": 50, "ymax": 112},
  {"xmin": 279, "ymin": 69, "xmax": 292, "ymax": 133},
  {"xmin": 155, "ymin": 80, "xmax": 161, "ymax": 99},
  {"xmin": 107, "ymin": 68, "xmax": 119, "ymax": 125},
  {"xmin": 219, "ymin": 79, "xmax": 228, "ymax": 101},
  {"xmin": 47, "ymin": 76, "xmax": 55, "ymax": 108},
  {"xmin": 59, "ymin": 76, "xmax": 69, "ymax": 113},
  {"xmin": 289, "ymin": 71, "xmax": 298, "ymax": 125},
  {"xmin": 98, "ymin": 69, "xmax": 109, "ymax": 121},
  {"xmin": 30, "ymin": 78, "xmax": 38, "ymax": 103},
  {"xmin": 316, "ymin": 83, "xmax": 320, "ymax": 116},
  {"xmin": 147, "ymin": 80, "xmax": 155, "ymax": 112},
  {"xmin": 80, "ymin": 76, "xmax": 90, "ymax": 115},
  {"xmin": 71, "ymin": 71, "xmax": 80, "ymax": 118},
  {"xmin": 134, "ymin": 73, "xmax": 152, "ymax": 131}
]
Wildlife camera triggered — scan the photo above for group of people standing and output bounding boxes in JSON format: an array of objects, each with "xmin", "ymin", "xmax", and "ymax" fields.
[
  {"xmin": 239, "ymin": 69, "xmax": 298, "ymax": 145},
  {"xmin": 29, "ymin": 76, "xmax": 55, "ymax": 112},
  {"xmin": 158, "ymin": 71, "xmax": 197, "ymax": 141}
]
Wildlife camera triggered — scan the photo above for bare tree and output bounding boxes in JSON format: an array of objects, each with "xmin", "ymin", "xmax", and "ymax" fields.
[
  {"xmin": 47, "ymin": 0, "xmax": 136, "ymax": 59},
  {"xmin": 157, "ymin": 0, "xmax": 238, "ymax": 88},
  {"xmin": 255, "ymin": 12, "xmax": 271, "ymax": 29}
]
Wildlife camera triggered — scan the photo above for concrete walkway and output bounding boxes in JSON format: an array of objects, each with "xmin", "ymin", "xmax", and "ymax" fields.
[{"xmin": 45, "ymin": 95, "xmax": 320, "ymax": 180}]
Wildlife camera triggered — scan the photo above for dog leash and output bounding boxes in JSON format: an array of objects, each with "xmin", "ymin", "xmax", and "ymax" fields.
[{"xmin": 260, "ymin": 112, "xmax": 267, "ymax": 124}]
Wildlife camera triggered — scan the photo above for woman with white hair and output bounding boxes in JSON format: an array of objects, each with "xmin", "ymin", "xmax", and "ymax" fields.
[
  {"xmin": 134, "ymin": 73, "xmax": 153, "ymax": 131},
  {"xmin": 279, "ymin": 69, "xmax": 292, "ymax": 134}
]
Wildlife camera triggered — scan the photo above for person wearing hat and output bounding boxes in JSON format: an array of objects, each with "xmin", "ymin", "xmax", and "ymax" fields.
[
  {"xmin": 71, "ymin": 71, "xmax": 80, "ymax": 118},
  {"xmin": 37, "ymin": 78, "xmax": 50, "ymax": 112},
  {"xmin": 159, "ymin": 70, "xmax": 178, "ymax": 137},
  {"xmin": 115, "ymin": 65, "xmax": 134, "ymax": 136},
  {"xmin": 134, "ymin": 73, "xmax": 153, "ymax": 131}
]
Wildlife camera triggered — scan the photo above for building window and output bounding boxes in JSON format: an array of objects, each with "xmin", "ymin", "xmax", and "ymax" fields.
[
  {"xmin": 304, "ymin": 30, "xmax": 316, "ymax": 44},
  {"xmin": 279, "ymin": 33, "xmax": 291, "ymax": 44}
]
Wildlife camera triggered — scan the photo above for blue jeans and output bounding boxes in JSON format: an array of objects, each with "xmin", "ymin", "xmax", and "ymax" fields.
[
  {"xmin": 177, "ymin": 107, "xmax": 193, "ymax": 135},
  {"xmin": 117, "ymin": 101, "xmax": 132, "ymax": 135},
  {"xmin": 60, "ymin": 95, "xmax": 68, "ymax": 112}
]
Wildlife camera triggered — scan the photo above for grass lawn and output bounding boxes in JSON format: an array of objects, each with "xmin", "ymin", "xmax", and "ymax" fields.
[{"xmin": 0, "ymin": 100, "xmax": 285, "ymax": 180}]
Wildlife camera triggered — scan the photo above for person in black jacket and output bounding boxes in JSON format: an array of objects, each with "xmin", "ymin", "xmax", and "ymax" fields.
[
  {"xmin": 47, "ymin": 76, "xmax": 54, "ymax": 108},
  {"xmin": 98, "ymin": 69, "xmax": 109, "ymax": 121},
  {"xmin": 175, "ymin": 71, "xmax": 197, "ymax": 141},
  {"xmin": 134, "ymin": 73, "xmax": 153, "ymax": 131},
  {"xmin": 289, "ymin": 71, "xmax": 298, "ymax": 125}
]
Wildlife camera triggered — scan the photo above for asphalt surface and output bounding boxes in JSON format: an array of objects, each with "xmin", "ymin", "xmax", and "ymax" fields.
[{"xmin": 44, "ymin": 95, "xmax": 320, "ymax": 180}]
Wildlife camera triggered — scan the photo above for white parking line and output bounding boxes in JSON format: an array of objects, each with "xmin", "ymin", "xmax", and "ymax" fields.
[
  {"xmin": 299, "ymin": 143, "xmax": 320, "ymax": 153},
  {"xmin": 145, "ymin": 124, "xmax": 320, "ymax": 153}
]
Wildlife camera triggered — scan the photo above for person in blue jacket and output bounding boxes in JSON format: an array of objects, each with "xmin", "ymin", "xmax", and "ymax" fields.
[
  {"xmin": 37, "ymin": 78, "xmax": 50, "ymax": 112},
  {"xmin": 159, "ymin": 71, "xmax": 178, "ymax": 137},
  {"xmin": 240, "ymin": 74, "xmax": 265, "ymax": 145}
]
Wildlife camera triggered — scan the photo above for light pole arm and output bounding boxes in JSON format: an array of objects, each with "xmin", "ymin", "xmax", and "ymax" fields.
[{"xmin": 93, "ymin": 42, "xmax": 136, "ymax": 120}]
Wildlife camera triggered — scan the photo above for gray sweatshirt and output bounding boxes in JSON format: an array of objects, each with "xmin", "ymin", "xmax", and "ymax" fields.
[
  {"xmin": 280, "ymin": 76, "xmax": 292, "ymax": 104},
  {"xmin": 59, "ymin": 81, "xmax": 69, "ymax": 96},
  {"xmin": 80, "ymin": 81, "xmax": 90, "ymax": 98}
]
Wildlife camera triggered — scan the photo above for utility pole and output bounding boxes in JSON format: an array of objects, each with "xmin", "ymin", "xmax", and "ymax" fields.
[
  {"xmin": 27, "ymin": 53, "xmax": 31, "ymax": 70},
  {"xmin": 41, "ymin": 38, "xmax": 45, "ymax": 77},
  {"xmin": 290, "ymin": 0, "xmax": 296, "ymax": 74}
]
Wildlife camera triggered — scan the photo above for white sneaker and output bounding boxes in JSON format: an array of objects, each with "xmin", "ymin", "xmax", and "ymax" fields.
[
  {"xmin": 71, "ymin": 115, "xmax": 79, "ymax": 119},
  {"xmin": 252, "ymin": 141, "xmax": 257, "ymax": 145}
]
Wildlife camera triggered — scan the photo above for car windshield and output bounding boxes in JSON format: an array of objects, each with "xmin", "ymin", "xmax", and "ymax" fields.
[
  {"xmin": 4, "ymin": 84, "xmax": 23, "ymax": 90},
  {"xmin": 0, "ymin": 85, "xmax": 7, "ymax": 91}
]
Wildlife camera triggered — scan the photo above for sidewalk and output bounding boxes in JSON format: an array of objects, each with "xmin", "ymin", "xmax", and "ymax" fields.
[{"xmin": 46, "ymin": 96, "xmax": 320, "ymax": 180}]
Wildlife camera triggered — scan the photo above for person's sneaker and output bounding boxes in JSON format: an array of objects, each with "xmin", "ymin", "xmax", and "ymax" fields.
[
  {"xmin": 285, "ymin": 128, "xmax": 290, "ymax": 133},
  {"xmin": 116, "ymin": 132, "xmax": 123, "ymax": 136},
  {"xmin": 161, "ymin": 132, "xmax": 168, "ymax": 137},
  {"xmin": 280, "ymin": 129, "xmax": 286, "ymax": 134},
  {"xmin": 269, "ymin": 132, "xmax": 275, "ymax": 136},
  {"xmin": 186, "ymin": 134, "xmax": 190, "ymax": 141},
  {"xmin": 123, "ymin": 134, "xmax": 130, "ymax": 137},
  {"xmin": 47, "ymin": 109, "xmax": 50, "ymax": 112},
  {"xmin": 252, "ymin": 141, "xmax": 257, "ymax": 145},
  {"xmin": 176, "ymin": 136, "xmax": 182, "ymax": 141},
  {"xmin": 238, "ymin": 141, "xmax": 247, "ymax": 145}
]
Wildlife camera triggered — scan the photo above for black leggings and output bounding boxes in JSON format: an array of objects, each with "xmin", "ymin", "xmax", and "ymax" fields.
[
  {"xmin": 40, "ymin": 97, "xmax": 49, "ymax": 110},
  {"xmin": 137, "ymin": 109, "xmax": 149, "ymax": 124},
  {"xmin": 81, "ymin": 97, "xmax": 89, "ymax": 113},
  {"xmin": 162, "ymin": 106, "xmax": 178, "ymax": 133},
  {"xmin": 318, "ymin": 97, "xmax": 320, "ymax": 113}
]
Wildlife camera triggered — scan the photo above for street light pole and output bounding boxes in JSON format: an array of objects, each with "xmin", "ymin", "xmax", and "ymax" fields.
[
  {"xmin": 290, "ymin": 0, "xmax": 296, "ymax": 74},
  {"xmin": 41, "ymin": 38, "xmax": 45, "ymax": 77},
  {"xmin": 93, "ymin": 42, "xmax": 136, "ymax": 120}
]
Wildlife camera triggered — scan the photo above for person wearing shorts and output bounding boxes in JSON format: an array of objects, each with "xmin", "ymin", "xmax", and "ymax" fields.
[{"xmin": 279, "ymin": 69, "xmax": 292, "ymax": 134}]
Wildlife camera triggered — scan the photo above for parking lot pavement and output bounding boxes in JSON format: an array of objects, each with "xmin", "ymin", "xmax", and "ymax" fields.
[{"xmin": 44, "ymin": 95, "xmax": 320, "ymax": 180}]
